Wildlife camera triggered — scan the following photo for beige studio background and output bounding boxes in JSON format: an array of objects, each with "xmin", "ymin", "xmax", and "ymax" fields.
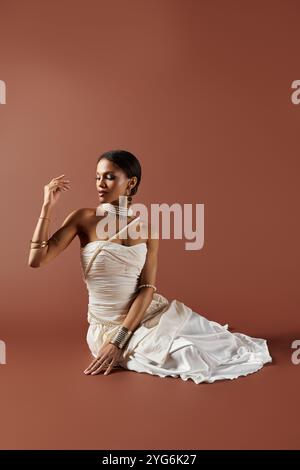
[{"xmin": 0, "ymin": 0, "xmax": 299, "ymax": 449}]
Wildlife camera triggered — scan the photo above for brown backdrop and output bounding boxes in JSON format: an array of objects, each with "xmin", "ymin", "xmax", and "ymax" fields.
[{"xmin": 0, "ymin": 0, "xmax": 299, "ymax": 450}]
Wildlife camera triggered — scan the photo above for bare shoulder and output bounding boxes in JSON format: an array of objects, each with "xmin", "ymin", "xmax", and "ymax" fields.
[
  {"xmin": 73, "ymin": 207, "xmax": 97, "ymax": 223},
  {"xmin": 60, "ymin": 207, "xmax": 92, "ymax": 227},
  {"xmin": 77, "ymin": 207, "xmax": 95, "ymax": 218}
]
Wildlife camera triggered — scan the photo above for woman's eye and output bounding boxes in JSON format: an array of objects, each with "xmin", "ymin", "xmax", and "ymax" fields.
[{"xmin": 95, "ymin": 175, "xmax": 114, "ymax": 180}]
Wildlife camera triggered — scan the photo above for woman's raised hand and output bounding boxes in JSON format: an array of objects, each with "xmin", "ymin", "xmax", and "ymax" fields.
[{"xmin": 43, "ymin": 174, "xmax": 70, "ymax": 207}]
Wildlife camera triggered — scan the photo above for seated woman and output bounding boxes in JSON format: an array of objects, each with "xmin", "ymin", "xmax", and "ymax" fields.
[{"xmin": 28, "ymin": 149, "xmax": 272, "ymax": 384}]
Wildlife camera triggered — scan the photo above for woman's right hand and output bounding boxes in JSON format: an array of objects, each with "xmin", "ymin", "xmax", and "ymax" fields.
[{"xmin": 43, "ymin": 174, "xmax": 71, "ymax": 207}]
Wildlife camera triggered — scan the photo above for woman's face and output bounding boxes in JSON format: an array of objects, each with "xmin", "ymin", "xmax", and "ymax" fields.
[{"xmin": 96, "ymin": 159, "xmax": 136, "ymax": 205}]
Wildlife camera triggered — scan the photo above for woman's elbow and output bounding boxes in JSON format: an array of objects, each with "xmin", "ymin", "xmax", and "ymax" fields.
[
  {"xmin": 28, "ymin": 260, "xmax": 41, "ymax": 268},
  {"xmin": 28, "ymin": 254, "xmax": 42, "ymax": 268}
]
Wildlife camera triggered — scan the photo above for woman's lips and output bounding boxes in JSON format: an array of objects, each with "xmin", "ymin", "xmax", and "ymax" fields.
[{"xmin": 98, "ymin": 191, "xmax": 107, "ymax": 197}]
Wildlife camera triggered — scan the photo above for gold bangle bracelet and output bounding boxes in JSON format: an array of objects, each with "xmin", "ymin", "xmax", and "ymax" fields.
[{"xmin": 30, "ymin": 240, "xmax": 48, "ymax": 248}]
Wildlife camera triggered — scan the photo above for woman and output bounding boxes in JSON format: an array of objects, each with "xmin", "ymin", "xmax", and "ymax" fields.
[{"xmin": 28, "ymin": 149, "xmax": 272, "ymax": 384}]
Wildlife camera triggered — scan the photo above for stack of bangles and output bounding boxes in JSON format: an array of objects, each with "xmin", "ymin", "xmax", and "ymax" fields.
[{"xmin": 109, "ymin": 283, "xmax": 157, "ymax": 349}]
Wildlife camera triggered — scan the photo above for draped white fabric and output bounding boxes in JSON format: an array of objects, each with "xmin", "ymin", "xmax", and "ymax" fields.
[{"xmin": 80, "ymin": 240, "xmax": 272, "ymax": 384}]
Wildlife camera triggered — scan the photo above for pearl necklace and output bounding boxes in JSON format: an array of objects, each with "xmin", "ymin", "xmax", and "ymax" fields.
[{"xmin": 101, "ymin": 201, "xmax": 133, "ymax": 217}]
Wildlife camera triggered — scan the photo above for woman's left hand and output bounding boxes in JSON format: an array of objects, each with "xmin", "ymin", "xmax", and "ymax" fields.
[{"xmin": 84, "ymin": 342, "xmax": 124, "ymax": 376}]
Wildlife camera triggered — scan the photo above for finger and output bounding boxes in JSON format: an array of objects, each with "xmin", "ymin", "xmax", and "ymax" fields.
[
  {"xmin": 91, "ymin": 358, "xmax": 111, "ymax": 375},
  {"xmin": 86, "ymin": 355, "xmax": 107, "ymax": 374},
  {"xmin": 52, "ymin": 182, "xmax": 70, "ymax": 192},
  {"xmin": 83, "ymin": 363, "xmax": 94, "ymax": 374},
  {"xmin": 54, "ymin": 180, "xmax": 69, "ymax": 187},
  {"xmin": 50, "ymin": 174, "xmax": 64, "ymax": 182},
  {"xmin": 104, "ymin": 359, "xmax": 115, "ymax": 375},
  {"xmin": 50, "ymin": 176, "xmax": 70, "ymax": 185},
  {"xmin": 91, "ymin": 362, "xmax": 107, "ymax": 375},
  {"xmin": 58, "ymin": 184, "xmax": 71, "ymax": 191},
  {"xmin": 104, "ymin": 357, "xmax": 116, "ymax": 375},
  {"xmin": 84, "ymin": 359, "xmax": 102, "ymax": 373},
  {"xmin": 56, "ymin": 181, "xmax": 71, "ymax": 186},
  {"xmin": 84, "ymin": 356, "xmax": 102, "ymax": 373}
]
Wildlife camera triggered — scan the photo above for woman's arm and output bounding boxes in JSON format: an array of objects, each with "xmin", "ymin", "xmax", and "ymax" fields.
[
  {"xmin": 28, "ymin": 205, "xmax": 82, "ymax": 268},
  {"xmin": 121, "ymin": 228, "xmax": 159, "ymax": 333},
  {"xmin": 28, "ymin": 173, "xmax": 81, "ymax": 268}
]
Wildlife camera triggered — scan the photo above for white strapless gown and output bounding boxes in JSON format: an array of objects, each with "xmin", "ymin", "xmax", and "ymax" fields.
[{"xmin": 80, "ymin": 230, "xmax": 272, "ymax": 384}]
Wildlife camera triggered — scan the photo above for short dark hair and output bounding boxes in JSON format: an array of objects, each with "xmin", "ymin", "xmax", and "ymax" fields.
[{"xmin": 97, "ymin": 149, "xmax": 141, "ymax": 196}]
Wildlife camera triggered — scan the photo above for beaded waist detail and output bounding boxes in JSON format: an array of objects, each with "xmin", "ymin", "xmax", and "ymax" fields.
[{"xmin": 87, "ymin": 309, "xmax": 123, "ymax": 328}]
